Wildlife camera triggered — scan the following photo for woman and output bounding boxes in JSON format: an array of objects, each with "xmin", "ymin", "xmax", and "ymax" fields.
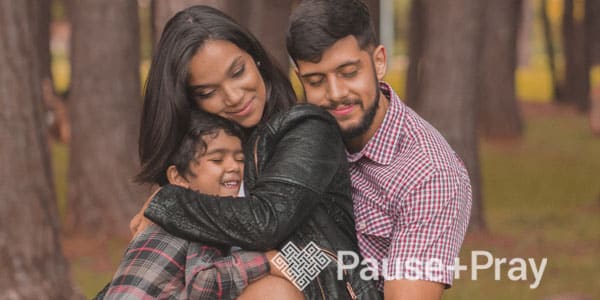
[{"xmin": 136, "ymin": 5, "xmax": 380, "ymax": 299}]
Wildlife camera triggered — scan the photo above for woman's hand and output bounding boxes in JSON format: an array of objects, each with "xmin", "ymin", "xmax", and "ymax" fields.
[
  {"xmin": 129, "ymin": 187, "xmax": 161, "ymax": 239},
  {"xmin": 265, "ymin": 250, "xmax": 288, "ymax": 279}
]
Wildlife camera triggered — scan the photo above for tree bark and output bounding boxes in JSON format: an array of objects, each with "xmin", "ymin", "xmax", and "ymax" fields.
[
  {"xmin": 151, "ymin": 0, "xmax": 233, "ymax": 46},
  {"xmin": 478, "ymin": 0, "xmax": 524, "ymax": 139},
  {"xmin": 587, "ymin": 0, "xmax": 600, "ymax": 65},
  {"xmin": 587, "ymin": 0, "xmax": 600, "ymax": 135},
  {"xmin": 517, "ymin": 0, "xmax": 534, "ymax": 67},
  {"xmin": 406, "ymin": 0, "xmax": 423, "ymax": 107},
  {"xmin": 541, "ymin": 0, "xmax": 561, "ymax": 101},
  {"xmin": 34, "ymin": 0, "xmax": 52, "ymax": 83},
  {"xmin": 67, "ymin": 0, "xmax": 145, "ymax": 237},
  {"xmin": 152, "ymin": 0, "xmax": 292, "ymax": 71},
  {"xmin": 561, "ymin": 0, "xmax": 590, "ymax": 111},
  {"xmin": 0, "ymin": 1, "xmax": 81, "ymax": 298},
  {"xmin": 244, "ymin": 0, "xmax": 293, "ymax": 71},
  {"xmin": 408, "ymin": 0, "xmax": 486, "ymax": 232},
  {"xmin": 363, "ymin": 0, "xmax": 380, "ymax": 41}
]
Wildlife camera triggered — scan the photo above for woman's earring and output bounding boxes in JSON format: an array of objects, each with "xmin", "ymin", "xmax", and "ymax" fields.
[{"xmin": 256, "ymin": 61, "xmax": 261, "ymax": 67}]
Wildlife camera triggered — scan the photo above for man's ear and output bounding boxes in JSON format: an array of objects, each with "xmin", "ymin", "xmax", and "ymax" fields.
[
  {"xmin": 372, "ymin": 45, "xmax": 387, "ymax": 81},
  {"xmin": 294, "ymin": 68, "xmax": 304, "ymax": 86},
  {"xmin": 166, "ymin": 166, "xmax": 189, "ymax": 189}
]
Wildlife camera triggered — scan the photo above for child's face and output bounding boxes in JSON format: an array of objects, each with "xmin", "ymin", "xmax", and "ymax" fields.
[{"xmin": 186, "ymin": 130, "xmax": 244, "ymax": 197}]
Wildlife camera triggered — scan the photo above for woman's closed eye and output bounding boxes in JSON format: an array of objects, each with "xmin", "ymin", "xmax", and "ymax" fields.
[
  {"xmin": 232, "ymin": 64, "xmax": 245, "ymax": 78},
  {"xmin": 194, "ymin": 89, "xmax": 216, "ymax": 99}
]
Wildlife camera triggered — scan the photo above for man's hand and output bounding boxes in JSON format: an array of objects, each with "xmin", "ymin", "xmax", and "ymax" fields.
[
  {"xmin": 384, "ymin": 280, "xmax": 444, "ymax": 300},
  {"xmin": 129, "ymin": 187, "xmax": 161, "ymax": 239}
]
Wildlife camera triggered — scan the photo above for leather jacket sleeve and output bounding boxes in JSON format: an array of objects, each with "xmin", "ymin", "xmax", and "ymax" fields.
[{"xmin": 145, "ymin": 111, "xmax": 345, "ymax": 250}]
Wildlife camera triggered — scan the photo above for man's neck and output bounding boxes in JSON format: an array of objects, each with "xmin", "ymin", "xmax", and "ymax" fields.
[{"xmin": 345, "ymin": 92, "xmax": 389, "ymax": 153}]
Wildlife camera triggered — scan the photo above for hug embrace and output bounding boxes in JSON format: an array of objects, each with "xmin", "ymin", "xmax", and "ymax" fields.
[{"xmin": 97, "ymin": 0, "xmax": 471, "ymax": 299}]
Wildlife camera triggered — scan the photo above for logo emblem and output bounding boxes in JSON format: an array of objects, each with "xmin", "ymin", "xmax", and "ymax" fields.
[{"xmin": 271, "ymin": 241, "xmax": 332, "ymax": 290}]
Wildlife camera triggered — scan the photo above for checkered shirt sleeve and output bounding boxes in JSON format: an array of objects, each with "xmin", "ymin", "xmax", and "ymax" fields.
[
  {"xmin": 100, "ymin": 225, "xmax": 269, "ymax": 299},
  {"xmin": 387, "ymin": 167, "xmax": 471, "ymax": 285}
]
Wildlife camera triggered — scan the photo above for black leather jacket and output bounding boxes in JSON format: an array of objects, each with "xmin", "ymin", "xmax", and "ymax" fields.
[{"xmin": 145, "ymin": 104, "xmax": 381, "ymax": 299}]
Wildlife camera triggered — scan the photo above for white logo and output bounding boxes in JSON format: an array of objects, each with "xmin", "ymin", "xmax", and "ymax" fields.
[{"xmin": 271, "ymin": 241, "xmax": 332, "ymax": 291}]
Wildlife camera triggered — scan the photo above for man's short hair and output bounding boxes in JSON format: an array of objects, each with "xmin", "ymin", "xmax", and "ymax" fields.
[{"xmin": 286, "ymin": 0, "xmax": 378, "ymax": 63}]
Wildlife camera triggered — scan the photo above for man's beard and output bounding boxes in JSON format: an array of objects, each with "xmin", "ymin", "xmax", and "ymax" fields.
[{"xmin": 340, "ymin": 80, "xmax": 380, "ymax": 140}]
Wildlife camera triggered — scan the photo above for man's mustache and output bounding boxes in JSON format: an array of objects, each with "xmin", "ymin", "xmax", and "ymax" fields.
[{"xmin": 321, "ymin": 99, "xmax": 362, "ymax": 110}]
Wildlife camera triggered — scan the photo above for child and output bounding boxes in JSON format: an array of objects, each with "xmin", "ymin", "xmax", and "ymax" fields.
[{"xmin": 98, "ymin": 111, "xmax": 274, "ymax": 299}]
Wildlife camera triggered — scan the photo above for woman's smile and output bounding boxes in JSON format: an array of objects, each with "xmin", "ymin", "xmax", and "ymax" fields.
[{"xmin": 227, "ymin": 96, "xmax": 255, "ymax": 118}]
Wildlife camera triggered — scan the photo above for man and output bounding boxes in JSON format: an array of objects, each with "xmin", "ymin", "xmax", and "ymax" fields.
[{"xmin": 286, "ymin": 0, "xmax": 472, "ymax": 299}]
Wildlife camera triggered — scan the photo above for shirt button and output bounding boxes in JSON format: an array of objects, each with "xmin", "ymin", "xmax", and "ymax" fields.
[{"xmin": 357, "ymin": 222, "xmax": 367, "ymax": 230}]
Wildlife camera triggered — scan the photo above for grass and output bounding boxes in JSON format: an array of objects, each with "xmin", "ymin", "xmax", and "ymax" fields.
[{"xmin": 444, "ymin": 113, "xmax": 600, "ymax": 300}]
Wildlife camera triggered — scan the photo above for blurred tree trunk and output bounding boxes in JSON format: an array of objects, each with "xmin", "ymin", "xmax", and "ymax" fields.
[
  {"xmin": 589, "ymin": 0, "xmax": 600, "ymax": 65},
  {"xmin": 478, "ymin": 0, "xmax": 524, "ymax": 139},
  {"xmin": 517, "ymin": 0, "xmax": 534, "ymax": 67},
  {"xmin": 541, "ymin": 0, "xmax": 561, "ymax": 101},
  {"xmin": 244, "ymin": 0, "xmax": 293, "ymax": 70},
  {"xmin": 34, "ymin": 0, "xmax": 52, "ymax": 83},
  {"xmin": 151, "ymin": 0, "xmax": 291, "ymax": 71},
  {"xmin": 0, "ymin": 1, "xmax": 81, "ymax": 299},
  {"xmin": 151, "ymin": 0, "xmax": 236, "ymax": 46},
  {"xmin": 408, "ymin": 0, "xmax": 486, "ymax": 232},
  {"xmin": 67, "ymin": 0, "xmax": 145, "ymax": 237},
  {"xmin": 588, "ymin": 0, "xmax": 600, "ymax": 135},
  {"xmin": 406, "ymin": 0, "xmax": 423, "ymax": 107},
  {"xmin": 363, "ymin": 0, "xmax": 380, "ymax": 40},
  {"xmin": 36, "ymin": 0, "xmax": 71, "ymax": 143},
  {"xmin": 561, "ymin": 0, "xmax": 590, "ymax": 111}
]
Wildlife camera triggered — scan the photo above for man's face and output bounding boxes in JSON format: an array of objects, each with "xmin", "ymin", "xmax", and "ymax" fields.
[{"xmin": 296, "ymin": 35, "xmax": 386, "ymax": 140}]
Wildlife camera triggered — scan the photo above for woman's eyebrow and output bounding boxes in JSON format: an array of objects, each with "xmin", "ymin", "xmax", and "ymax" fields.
[
  {"xmin": 188, "ymin": 56, "xmax": 244, "ymax": 90},
  {"xmin": 228, "ymin": 56, "xmax": 243, "ymax": 71}
]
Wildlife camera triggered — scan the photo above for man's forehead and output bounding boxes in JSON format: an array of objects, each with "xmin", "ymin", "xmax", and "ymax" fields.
[{"xmin": 296, "ymin": 36, "xmax": 365, "ymax": 75}]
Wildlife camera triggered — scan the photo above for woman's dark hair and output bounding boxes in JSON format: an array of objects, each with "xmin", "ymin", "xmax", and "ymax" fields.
[
  {"xmin": 286, "ymin": 0, "xmax": 378, "ymax": 63},
  {"xmin": 137, "ymin": 5, "xmax": 295, "ymax": 185},
  {"xmin": 168, "ymin": 110, "xmax": 244, "ymax": 184}
]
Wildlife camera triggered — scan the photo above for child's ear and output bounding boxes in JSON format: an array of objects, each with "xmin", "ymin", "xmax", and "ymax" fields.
[{"xmin": 166, "ymin": 166, "xmax": 189, "ymax": 189}]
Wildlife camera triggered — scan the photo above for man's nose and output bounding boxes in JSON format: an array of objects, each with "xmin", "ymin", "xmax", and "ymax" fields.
[{"xmin": 326, "ymin": 76, "xmax": 348, "ymax": 102}]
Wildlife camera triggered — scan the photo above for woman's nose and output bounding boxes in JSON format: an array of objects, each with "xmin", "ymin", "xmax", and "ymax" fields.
[{"xmin": 222, "ymin": 83, "xmax": 244, "ymax": 107}]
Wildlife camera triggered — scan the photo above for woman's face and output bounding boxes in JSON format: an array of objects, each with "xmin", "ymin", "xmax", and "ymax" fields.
[{"xmin": 187, "ymin": 40, "xmax": 267, "ymax": 128}]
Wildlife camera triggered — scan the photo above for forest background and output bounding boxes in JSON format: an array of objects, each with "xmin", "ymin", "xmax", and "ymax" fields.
[{"xmin": 0, "ymin": 0, "xmax": 599, "ymax": 299}]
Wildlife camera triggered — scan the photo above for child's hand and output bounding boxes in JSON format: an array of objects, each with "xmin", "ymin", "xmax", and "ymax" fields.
[{"xmin": 129, "ymin": 187, "xmax": 161, "ymax": 240}]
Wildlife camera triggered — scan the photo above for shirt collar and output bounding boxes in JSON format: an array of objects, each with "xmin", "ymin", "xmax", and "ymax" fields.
[{"xmin": 346, "ymin": 81, "xmax": 405, "ymax": 165}]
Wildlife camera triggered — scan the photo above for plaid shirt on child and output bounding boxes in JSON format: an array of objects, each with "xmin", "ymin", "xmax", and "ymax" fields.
[
  {"xmin": 348, "ymin": 82, "xmax": 472, "ymax": 290},
  {"xmin": 97, "ymin": 224, "xmax": 269, "ymax": 300}
]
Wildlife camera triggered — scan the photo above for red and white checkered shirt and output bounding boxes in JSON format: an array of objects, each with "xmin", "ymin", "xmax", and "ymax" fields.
[{"xmin": 348, "ymin": 82, "xmax": 472, "ymax": 289}]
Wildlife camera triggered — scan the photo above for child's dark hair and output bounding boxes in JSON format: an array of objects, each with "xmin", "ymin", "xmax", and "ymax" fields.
[{"xmin": 166, "ymin": 110, "xmax": 244, "ymax": 185}]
